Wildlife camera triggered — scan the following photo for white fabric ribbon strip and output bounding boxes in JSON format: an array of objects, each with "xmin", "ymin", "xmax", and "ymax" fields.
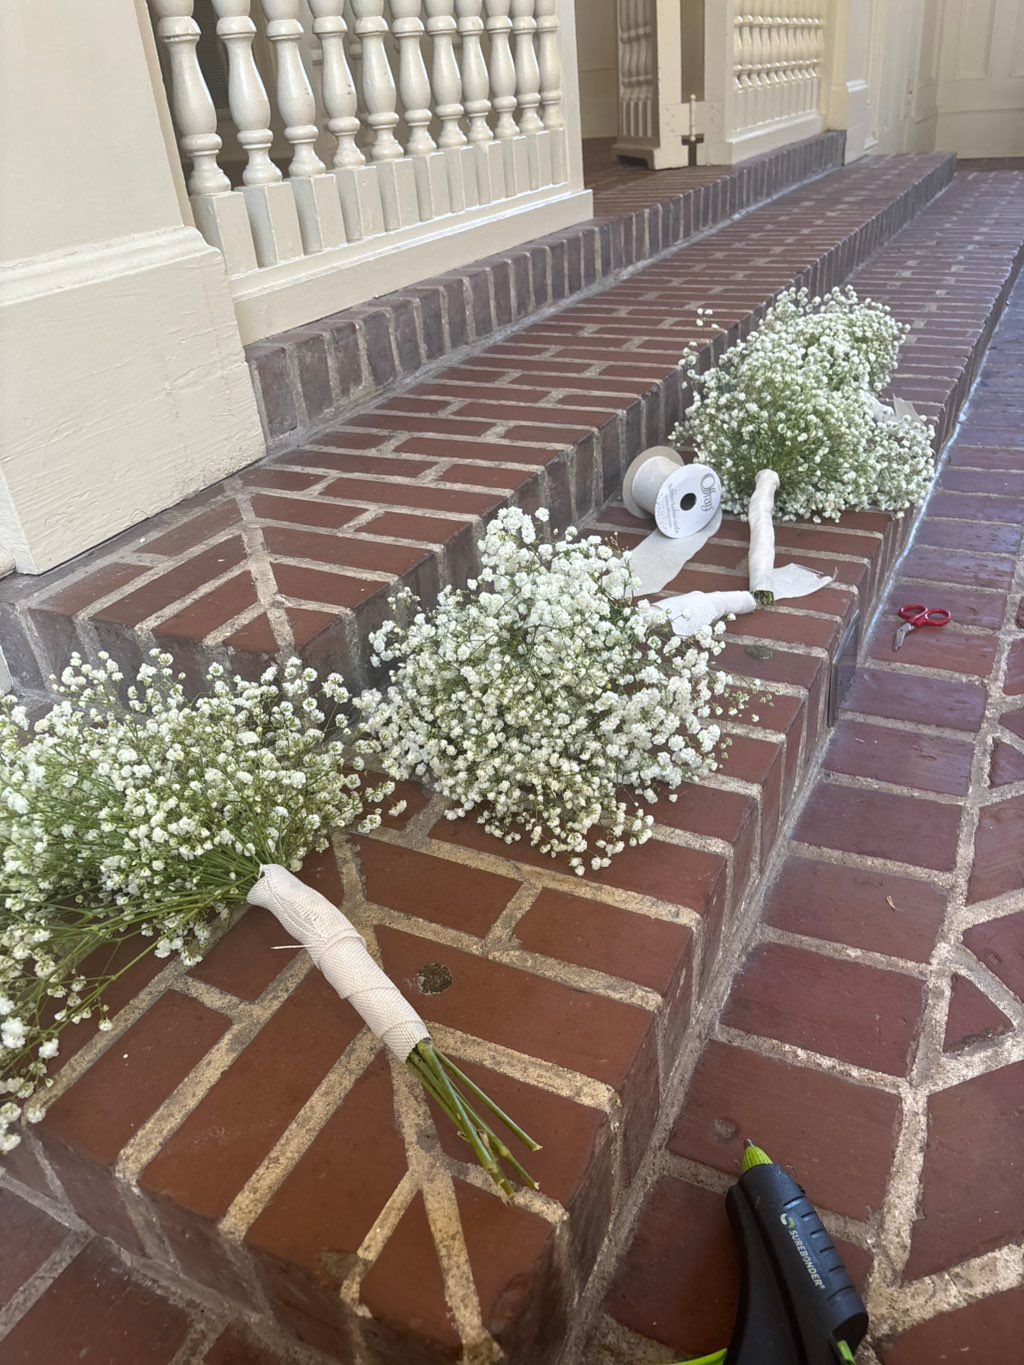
[
  {"xmin": 248, "ymin": 864, "xmax": 430, "ymax": 1061},
  {"xmin": 657, "ymin": 590, "xmax": 757, "ymax": 637},
  {"xmin": 747, "ymin": 469, "xmax": 779, "ymax": 599},
  {"xmin": 627, "ymin": 507, "xmax": 723, "ymax": 595},
  {"xmin": 772, "ymin": 562, "xmax": 835, "ymax": 599},
  {"xmin": 654, "ymin": 561, "xmax": 833, "ymax": 639},
  {"xmin": 865, "ymin": 392, "xmax": 919, "ymax": 424},
  {"xmin": 621, "ymin": 449, "xmax": 832, "ymax": 635}
]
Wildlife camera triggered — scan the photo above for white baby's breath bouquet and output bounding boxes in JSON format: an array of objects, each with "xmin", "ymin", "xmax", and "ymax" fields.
[
  {"xmin": 673, "ymin": 287, "xmax": 934, "ymax": 525},
  {"xmin": 672, "ymin": 288, "xmax": 933, "ymax": 605},
  {"xmin": 1, "ymin": 654, "xmax": 538, "ymax": 1194},
  {"xmin": 357, "ymin": 507, "xmax": 738, "ymax": 875}
]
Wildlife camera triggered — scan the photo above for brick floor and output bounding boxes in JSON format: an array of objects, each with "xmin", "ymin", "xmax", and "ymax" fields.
[
  {"xmin": 594, "ymin": 266, "xmax": 1024, "ymax": 1365},
  {"xmin": 1, "ymin": 164, "xmax": 1022, "ymax": 1363}
]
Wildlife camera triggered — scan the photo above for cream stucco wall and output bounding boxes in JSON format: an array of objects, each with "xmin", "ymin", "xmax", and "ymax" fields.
[
  {"xmin": 576, "ymin": 0, "xmax": 619, "ymax": 137},
  {"xmin": 915, "ymin": 0, "xmax": 1024, "ymax": 156},
  {"xmin": 0, "ymin": 0, "xmax": 264, "ymax": 576}
]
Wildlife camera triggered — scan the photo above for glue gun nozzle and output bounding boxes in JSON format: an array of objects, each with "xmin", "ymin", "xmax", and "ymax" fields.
[{"xmin": 741, "ymin": 1140, "xmax": 774, "ymax": 1172}]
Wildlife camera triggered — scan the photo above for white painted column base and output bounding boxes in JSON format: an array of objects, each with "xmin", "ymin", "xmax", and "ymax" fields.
[{"xmin": 0, "ymin": 226, "xmax": 264, "ymax": 575}]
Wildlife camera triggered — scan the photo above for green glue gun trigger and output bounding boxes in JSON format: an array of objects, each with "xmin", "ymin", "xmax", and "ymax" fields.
[{"xmin": 680, "ymin": 1142, "xmax": 869, "ymax": 1365}]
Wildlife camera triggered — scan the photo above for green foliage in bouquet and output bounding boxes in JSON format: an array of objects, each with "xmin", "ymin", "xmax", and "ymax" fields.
[{"xmin": 671, "ymin": 288, "xmax": 935, "ymax": 522}]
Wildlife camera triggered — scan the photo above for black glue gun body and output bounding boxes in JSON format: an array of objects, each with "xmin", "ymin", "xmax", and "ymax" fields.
[{"xmin": 723, "ymin": 1160, "xmax": 868, "ymax": 1365}]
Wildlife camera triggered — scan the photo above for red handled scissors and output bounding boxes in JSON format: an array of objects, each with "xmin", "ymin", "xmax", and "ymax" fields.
[{"xmin": 893, "ymin": 603, "xmax": 951, "ymax": 650}]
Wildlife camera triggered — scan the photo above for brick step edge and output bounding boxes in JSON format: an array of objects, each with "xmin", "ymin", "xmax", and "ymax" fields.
[
  {"xmin": 0, "ymin": 156, "xmax": 956, "ymax": 707},
  {"xmin": 248, "ymin": 133, "xmax": 846, "ymax": 453}
]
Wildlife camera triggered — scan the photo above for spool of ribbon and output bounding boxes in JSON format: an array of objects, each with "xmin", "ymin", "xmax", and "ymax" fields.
[
  {"xmin": 621, "ymin": 448, "xmax": 834, "ymax": 639},
  {"xmin": 623, "ymin": 447, "xmax": 724, "ymax": 595}
]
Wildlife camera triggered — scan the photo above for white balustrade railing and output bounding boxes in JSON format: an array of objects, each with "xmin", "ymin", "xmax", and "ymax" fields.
[
  {"xmin": 149, "ymin": 0, "xmax": 589, "ymax": 341},
  {"xmin": 732, "ymin": 6, "xmax": 827, "ymax": 138},
  {"xmin": 616, "ymin": 0, "xmax": 656, "ymax": 148},
  {"xmin": 614, "ymin": 1, "xmax": 832, "ymax": 169}
]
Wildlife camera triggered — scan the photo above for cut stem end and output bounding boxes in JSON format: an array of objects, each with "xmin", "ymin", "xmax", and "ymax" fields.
[{"xmin": 408, "ymin": 1040, "xmax": 539, "ymax": 1197}]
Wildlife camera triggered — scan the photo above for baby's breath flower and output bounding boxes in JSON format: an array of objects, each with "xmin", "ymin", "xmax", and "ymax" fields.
[
  {"xmin": 0, "ymin": 655, "xmax": 391, "ymax": 1152},
  {"xmin": 357, "ymin": 508, "xmax": 738, "ymax": 875},
  {"xmin": 671, "ymin": 286, "xmax": 934, "ymax": 522}
]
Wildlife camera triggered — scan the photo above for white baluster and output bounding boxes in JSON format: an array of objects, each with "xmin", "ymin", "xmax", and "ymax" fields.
[
  {"xmin": 733, "ymin": 15, "xmax": 748, "ymax": 130},
  {"xmin": 211, "ymin": 2, "xmax": 281, "ymax": 187},
  {"xmin": 150, "ymin": 1, "xmax": 231, "ymax": 195},
  {"xmin": 486, "ymin": 0, "xmax": 530, "ymax": 193},
  {"xmin": 389, "ymin": 1, "xmax": 435, "ymax": 156},
  {"xmin": 308, "ymin": 0, "xmax": 364, "ymax": 168},
  {"xmin": 456, "ymin": 1, "xmax": 493, "ymax": 144},
  {"xmin": 793, "ymin": 6, "xmax": 807, "ymax": 116},
  {"xmin": 512, "ymin": 0, "xmax": 553, "ymax": 188},
  {"xmin": 203, "ymin": 0, "xmax": 307, "ymax": 269},
  {"xmin": 425, "ymin": 2, "xmax": 480, "ymax": 212},
  {"xmin": 457, "ymin": 0, "xmax": 505, "ymax": 202},
  {"xmin": 151, "ymin": 1, "xmax": 261, "ymax": 274},
  {"xmin": 485, "ymin": 0, "xmax": 519, "ymax": 140},
  {"xmin": 777, "ymin": 16, "xmax": 793, "ymax": 119},
  {"xmin": 782, "ymin": 13, "xmax": 795, "ymax": 118},
  {"xmin": 392, "ymin": 1, "xmax": 454, "ymax": 219},
  {"xmin": 803, "ymin": 7, "xmax": 816, "ymax": 114},
  {"xmin": 796, "ymin": 12, "xmax": 810, "ymax": 116},
  {"xmin": 536, "ymin": 0, "xmax": 563, "ymax": 136},
  {"xmin": 810, "ymin": 5, "xmax": 825, "ymax": 114},
  {"xmin": 350, "ymin": 0, "xmax": 419, "ymax": 227},
  {"xmin": 255, "ymin": 2, "xmax": 349, "ymax": 253},
  {"xmin": 258, "ymin": 1, "xmax": 325, "ymax": 177},
  {"xmin": 748, "ymin": 16, "xmax": 763, "ymax": 128},
  {"xmin": 617, "ymin": 0, "xmax": 633, "ymax": 136},
  {"xmin": 768, "ymin": 16, "xmax": 784, "ymax": 124},
  {"xmin": 349, "ymin": 1, "xmax": 404, "ymax": 160},
  {"xmin": 308, "ymin": 1, "xmax": 386, "ymax": 243},
  {"xmin": 510, "ymin": 0, "xmax": 543, "ymax": 135},
  {"xmin": 342, "ymin": 0, "xmax": 368, "ymax": 136},
  {"xmin": 425, "ymin": 1, "xmax": 466, "ymax": 148},
  {"xmin": 617, "ymin": 0, "xmax": 633, "ymax": 138}
]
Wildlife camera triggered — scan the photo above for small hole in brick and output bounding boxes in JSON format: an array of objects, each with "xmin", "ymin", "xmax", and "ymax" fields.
[
  {"xmin": 414, "ymin": 962, "xmax": 453, "ymax": 995},
  {"xmin": 746, "ymin": 643, "xmax": 774, "ymax": 661},
  {"xmin": 713, "ymin": 1118, "xmax": 739, "ymax": 1143}
]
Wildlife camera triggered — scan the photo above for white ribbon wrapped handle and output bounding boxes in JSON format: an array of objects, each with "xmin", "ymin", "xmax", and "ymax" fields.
[
  {"xmin": 658, "ymin": 590, "xmax": 757, "ymax": 638},
  {"xmin": 248, "ymin": 864, "xmax": 429, "ymax": 1061},
  {"xmin": 747, "ymin": 469, "xmax": 779, "ymax": 600}
]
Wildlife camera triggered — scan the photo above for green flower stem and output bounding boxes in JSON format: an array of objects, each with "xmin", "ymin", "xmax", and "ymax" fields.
[
  {"xmin": 435, "ymin": 1052, "xmax": 541, "ymax": 1152},
  {"xmin": 407, "ymin": 1040, "xmax": 538, "ymax": 1197},
  {"xmin": 753, "ymin": 590, "xmax": 775, "ymax": 606},
  {"xmin": 428, "ymin": 1078, "xmax": 539, "ymax": 1193},
  {"xmin": 409, "ymin": 1047, "xmax": 505, "ymax": 1192}
]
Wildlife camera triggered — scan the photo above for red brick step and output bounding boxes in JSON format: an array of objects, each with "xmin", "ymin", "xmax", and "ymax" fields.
[
  {"xmin": 3, "ymin": 165, "xmax": 1023, "ymax": 1365},
  {"xmin": 1, "ymin": 149, "xmax": 954, "ymax": 702}
]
